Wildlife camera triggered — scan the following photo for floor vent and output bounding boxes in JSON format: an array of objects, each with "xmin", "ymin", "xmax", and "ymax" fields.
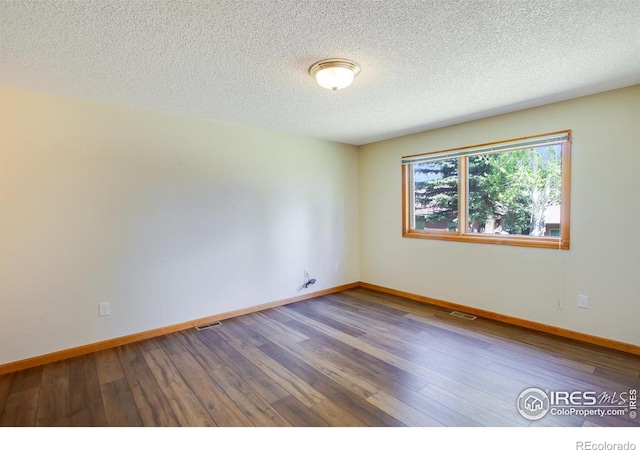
[
  {"xmin": 450, "ymin": 311, "xmax": 477, "ymax": 320},
  {"xmin": 195, "ymin": 321, "xmax": 222, "ymax": 331}
]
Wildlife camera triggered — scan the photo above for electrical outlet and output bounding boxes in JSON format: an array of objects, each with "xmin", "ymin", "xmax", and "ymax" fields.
[
  {"xmin": 577, "ymin": 295, "xmax": 588, "ymax": 309},
  {"xmin": 334, "ymin": 262, "xmax": 339, "ymax": 271},
  {"xmin": 99, "ymin": 302, "xmax": 110, "ymax": 317}
]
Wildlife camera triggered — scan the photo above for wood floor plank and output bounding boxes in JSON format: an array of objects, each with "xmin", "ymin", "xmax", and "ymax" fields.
[
  {"xmin": 298, "ymin": 330, "xmax": 429, "ymax": 394},
  {"xmin": 117, "ymin": 343, "xmax": 179, "ymax": 426},
  {"xmin": 289, "ymin": 312, "xmax": 483, "ymax": 391},
  {"xmin": 215, "ymin": 325, "xmax": 325, "ymax": 408},
  {"xmin": 461, "ymin": 317, "xmax": 534, "ymax": 343},
  {"xmin": 210, "ymin": 366, "xmax": 291, "ymax": 427},
  {"xmin": 405, "ymin": 317, "xmax": 493, "ymax": 350},
  {"xmin": 142, "ymin": 348, "xmax": 216, "ymax": 426},
  {"xmin": 284, "ymin": 321, "xmax": 482, "ymax": 426},
  {"xmin": 100, "ymin": 378, "xmax": 144, "ymax": 426},
  {"xmin": 176, "ymin": 329, "xmax": 226, "ymax": 372},
  {"xmin": 411, "ymin": 356, "xmax": 532, "ymax": 423},
  {"xmin": 334, "ymin": 290, "xmax": 411, "ymax": 318},
  {"xmin": 359, "ymin": 331, "xmax": 493, "ymax": 371},
  {"xmin": 156, "ymin": 334, "xmax": 188, "ymax": 356},
  {"xmin": 292, "ymin": 302, "xmax": 492, "ymax": 404},
  {"xmin": 0, "ymin": 366, "xmax": 42, "ymax": 426},
  {"xmin": 271, "ymin": 395, "xmax": 329, "ymax": 427},
  {"xmin": 252, "ymin": 311, "xmax": 310, "ymax": 343},
  {"xmin": 405, "ymin": 312, "xmax": 508, "ymax": 346},
  {"xmin": 279, "ymin": 304, "xmax": 479, "ymax": 387},
  {"xmin": 418, "ymin": 383, "xmax": 527, "ymax": 427},
  {"xmin": 136, "ymin": 337, "xmax": 160, "ymax": 353},
  {"xmin": 480, "ymin": 363, "xmax": 587, "ymax": 426},
  {"xmin": 323, "ymin": 294, "xmax": 491, "ymax": 352},
  {"xmin": 256, "ymin": 342, "xmax": 404, "ymax": 426},
  {"xmin": 489, "ymin": 357, "xmax": 633, "ymax": 398},
  {"xmin": 293, "ymin": 297, "xmax": 420, "ymax": 336},
  {"xmin": 322, "ymin": 292, "xmax": 415, "ymax": 324},
  {"xmin": 396, "ymin": 297, "xmax": 534, "ymax": 343},
  {"xmin": 483, "ymin": 337, "xmax": 597, "ymax": 375},
  {"xmin": 309, "ymin": 398, "xmax": 368, "ymax": 427},
  {"xmin": 305, "ymin": 296, "xmax": 494, "ymax": 358},
  {"xmin": 258, "ymin": 307, "xmax": 297, "ymax": 325},
  {"xmin": 68, "ymin": 354, "xmax": 107, "ymax": 426},
  {"xmin": 282, "ymin": 319, "xmax": 432, "ymax": 391},
  {"xmin": 247, "ymin": 318, "xmax": 382, "ymax": 400},
  {"xmin": 94, "ymin": 348, "xmax": 125, "ymax": 385},
  {"xmin": 35, "ymin": 361, "xmax": 70, "ymax": 426},
  {"xmin": 411, "ymin": 349, "xmax": 531, "ymax": 406},
  {"xmin": 169, "ymin": 350, "xmax": 253, "ymax": 427},
  {"xmin": 281, "ymin": 303, "xmax": 532, "ymax": 420},
  {"xmin": 0, "ymin": 388, "xmax": 40, "ymax": 426},
  {"xmin": 235, "ymin": 314, "xmax": 258, "ymax": 326},
  {"xmin": 252, "ymin": 317, "xmax": 458, "ymax": 427},
  {"xmin": 195, "ymin": 328, "xmax": 290, "ymax": 404},
  {"xmin": 320, "ymin": 303, "xmax": 423, "ymax": 338},
  {"xmin": 523, "ymin": 333, "xmax": 639, "ymax": 372},
  {"xmin": 366, "ymin": 391, "xmax": 442, "ymax": 426},
  {"xmin": 348, "ymin": 290, "xmax": 437, "ymax": 318},
  {"xmin": 7, "ymin": 365, "xmax": 42, "ymax": 393},
  {"xmin": 285, "ymin": 301, "xmax": 367, "ymax": 337},
  {"xmin": 227, "ymin": 326, "xmax": 398, "ymax": 427},
  {"xmin": 223, "ymin": 318, "xmax": 271, "ymax": 347},
  {"xmin": 390, "ymin": 388, "xmax": 483, "ymax": 427},
  {"xmin": 593, "ymin": 366, "xmax": 640, "ymax": 385},
  {"xmin": 0, "ymin": 373, "xmax": 14, "ymax": 414}
]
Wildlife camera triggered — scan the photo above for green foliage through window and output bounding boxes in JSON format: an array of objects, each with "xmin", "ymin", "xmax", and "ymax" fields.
[{"xmin": 406, "ymin": 132, "xmax": 569, "ymax": 247}]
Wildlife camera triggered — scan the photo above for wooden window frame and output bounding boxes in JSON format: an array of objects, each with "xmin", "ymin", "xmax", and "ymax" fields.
[{"xmin": 402, "ymin": 131, "xmax": 571, "ymax": 250}]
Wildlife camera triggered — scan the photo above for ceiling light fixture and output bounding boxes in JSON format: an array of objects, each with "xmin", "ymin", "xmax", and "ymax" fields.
[{"xmin": 309, "ymin": 58, "xmax": 361, "ymax": 91}]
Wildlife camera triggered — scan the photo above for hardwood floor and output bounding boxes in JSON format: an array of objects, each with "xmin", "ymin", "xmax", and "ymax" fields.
[{"xmin": 1, "ymin": 288, "xmax": 638, "ymax": 427}]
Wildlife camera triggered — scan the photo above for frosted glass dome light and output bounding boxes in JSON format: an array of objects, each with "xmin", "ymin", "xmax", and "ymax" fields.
[{"xmin": 309, "ymin": 59, "xmax": 361, "ymax": 91}]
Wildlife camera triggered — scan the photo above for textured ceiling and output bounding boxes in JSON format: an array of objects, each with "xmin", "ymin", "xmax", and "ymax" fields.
[{"xmin": 1, "ymin": 1, "xmax": 639, "ymax": 145}]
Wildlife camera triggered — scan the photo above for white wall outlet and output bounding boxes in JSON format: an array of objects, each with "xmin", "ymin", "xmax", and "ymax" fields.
[
  {"xmin": 577, "ymin": 295, "xmax": 588, "ymax": 309},
  {"xmin": 99, "ymin": 302, "xmax": 110, "ymax": 317},
  {"xmin": 334, "ymin": 262, "xmax": 339, "ymax": 271}
]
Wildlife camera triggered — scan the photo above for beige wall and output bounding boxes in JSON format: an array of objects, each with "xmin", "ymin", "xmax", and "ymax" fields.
[
  {"xmin": 359, "ymin": 85, "xmax": 640, "ymax": 346},
  {"xmin": 0, "ymin": 87, "xmax": 360, "ymax": 364}
]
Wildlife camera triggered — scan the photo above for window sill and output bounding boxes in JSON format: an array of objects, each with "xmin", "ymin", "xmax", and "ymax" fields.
[{"xmin": 403, "ymin": 230, "xmax": 569, "ymax": 250}]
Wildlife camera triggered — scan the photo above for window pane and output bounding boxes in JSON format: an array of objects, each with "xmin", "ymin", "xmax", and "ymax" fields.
[
  {"xmin": 413, "ymin": 158, "xmax": 458, "ymax": 231},
  {"xmin": 467, "ymin": 145, "xmax": 562, "ymax": 236}
]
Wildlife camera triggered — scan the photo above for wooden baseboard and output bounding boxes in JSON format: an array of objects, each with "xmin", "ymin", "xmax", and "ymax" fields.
[
  {"xmin": 0, "ymin": 282, "xmax": 359, "ymax": 376},
  {"xmin": 359, "ymin": 282, "xmax": 640, "ymax": 356},
  {"xmin": 3, "ymin": 280, "xmax": 637, "ymax": 375}
]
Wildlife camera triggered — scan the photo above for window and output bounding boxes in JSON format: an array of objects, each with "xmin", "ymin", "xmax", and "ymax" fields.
[{"xmin": 402, "ymin": 131, "xmax": 571, "ymax": 249}]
